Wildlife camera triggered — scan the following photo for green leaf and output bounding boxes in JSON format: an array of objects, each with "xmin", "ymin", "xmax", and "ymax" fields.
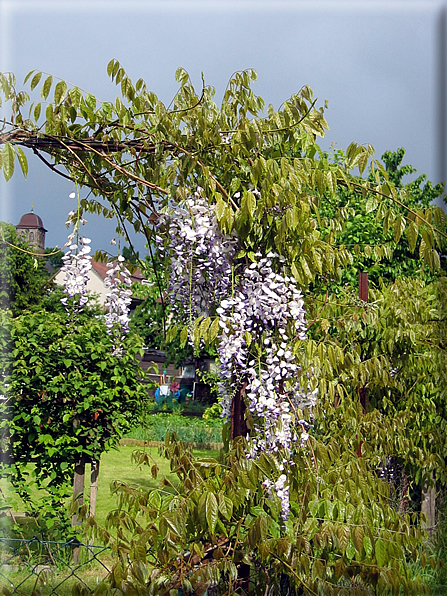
[
  {"xmin": 69, "ymin": 87, "xmax": 82, "ymax": 109},
  {"xmin": 199, "ymin": 317, "xmax": 211, "ymax": 339},
  {"xmin": 205, "ymin": 492, "xmax": 218, "ymax": 534},
  {"xmin": 345, "ymin": 540, "xmax": 355, "ymax": 561},
  {"xmin": 217, "ymin": 492, "xmax": 233, "ymax": 521},
  {"xmin": 365, "ymin": 196, "xmax": 378, "ymax": 213},
  {"xmin": 406, "ymin": 221, "xmax": 418, "ymax": 253},
  {"xmin": 30, "ymin": 71, "xmax": 42, "ymax": 91},
  {"xmin": 208, "ymin": 318, "xmax": 220, "ymax": 343},
  {"xmin": 166, "ymin": 325, "xmax": 178, "ymax": 343},
  {"xmin": 54, "ymin": 80, "xmax": 67, "ymax": 105},
  {"xmin": 285, "ymin": 207, "xmax": 299, "ymax": 230},
  {"xmin": 24, "ymin": 70, "xmax": 35, "ymax": 84},
  {"xmin": 179, "ymin": 326, "xmax": 188, "ymax": 348},
  {"xmin": 85, "ymin": 93, "xmax": 97, "ymax": 111},
  {"xmin": 243, "ymin": 191, "xmax": 256, "ymax": 217},
  {"xmin": 374, "ymin": 537, "xmax": 387, "ymax": 567},
  {"xmin": 215, "ymin": 197, "xmax": 226, "ymax": 222},
  {"xmin": 41, "ymin": 75, "xmax": 53, "ymax": 100},
  {"xmin": 33, "ymin": 103, "xmax": 42, "ymax": 122},
  {"xmin": 363, "ymin": 535, "xmax": 373, "ymax": 558},
  {"xmin": 352, "ymin": 525, "xmax": 364, "ymax": 554},
  {"xmin": 311, "ymin": 559, "xmax": 325, "ymax": 580},
  {"xmin": 107, "ymin": 59, "xmax": 116, "ymax": 78},
  {"xmin": 3, "ymin": 143, "xmax": 14, "ymax": 181},
  {"xmin": 393, "ymin": 214, "xmax": 406, "ymax": 244},
  {"xmin": 16, "ymin": 147, "xmax": 28, "ymax": 178}
]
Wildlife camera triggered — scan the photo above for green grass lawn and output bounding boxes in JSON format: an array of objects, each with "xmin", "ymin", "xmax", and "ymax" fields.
[
  {"xmin": 0, "ymin": 444, "xmax": 221, "ymax": 532},
  {"xmin": 0, "ymin": 444, "xmax": 221, "ymax": 595},
  {"xmin": 91, "ymin": 445, "xmax": 219, "ymax": 525}
]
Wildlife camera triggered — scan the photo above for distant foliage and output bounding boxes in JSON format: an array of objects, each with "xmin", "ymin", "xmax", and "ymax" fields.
[{"xmin": 0, "ymin": 222, "xmax": 50, "ymax": 314}]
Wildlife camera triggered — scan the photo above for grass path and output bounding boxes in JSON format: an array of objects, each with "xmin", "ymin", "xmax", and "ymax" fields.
[{"xmin": 91, "ymin": 445, "xmax": 171, "ymax": 525}]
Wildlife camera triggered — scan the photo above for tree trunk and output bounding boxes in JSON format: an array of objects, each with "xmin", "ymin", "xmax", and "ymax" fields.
[
  {"xmin": 72, "ymin": 458, "xmax": 85, "ymax": 563},
  {"xmin": 89, "ymin": 460, "xmax": 100, "ymax": 518},
  {"xmin": 231, "ymin": 383, "xmax": 249, "ymax": 592},
  {"xmin": 231, "ymin": 382, "xmax": 248, "ymax": 440}
]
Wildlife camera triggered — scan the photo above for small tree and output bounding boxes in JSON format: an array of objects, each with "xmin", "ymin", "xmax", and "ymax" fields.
[{"xmin": 0, "ymin": 306, "xmax": 150, "ymax": 534}]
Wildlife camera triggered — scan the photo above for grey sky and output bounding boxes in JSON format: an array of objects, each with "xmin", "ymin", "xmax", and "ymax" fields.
[{"xmin": 0, "ymin": 0, "xmax": 445, "ymax": 255}]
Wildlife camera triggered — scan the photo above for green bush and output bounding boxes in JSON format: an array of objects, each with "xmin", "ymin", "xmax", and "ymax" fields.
[{"xmin": 202, "ymin": 402, "xmax": 223, "ymax": 420}]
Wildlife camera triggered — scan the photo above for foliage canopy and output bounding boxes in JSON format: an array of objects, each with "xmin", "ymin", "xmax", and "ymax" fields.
[{"xmin": 0, "ymin": 62, "xmax": 446, "ymax": 592}]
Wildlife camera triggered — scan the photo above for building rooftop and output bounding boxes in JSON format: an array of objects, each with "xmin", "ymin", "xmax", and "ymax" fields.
[
  {"xmin": 16, "ymin": 212, "xmax": 47, "ymax": 231},
  {"xmin": 91, "ymin": 259, "xmax": 144, "ymax": 284}
]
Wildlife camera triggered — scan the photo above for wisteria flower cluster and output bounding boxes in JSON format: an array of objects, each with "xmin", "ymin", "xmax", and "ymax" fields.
[
  {"xmin": 216, "ymin": 252, "xmax": 317, "ymax": 518},
  {"xmin": 263, "ymin": 474, "xmax": 290, "ymax": 520},
  {"xmin": 156, "ymin": 190, "xmax": 237, "ymax": 336},
  {"xmin": 104, "ymin": 256, "xmax": 133, "ymax": 352},
  {"xmin": 217, "ymin": 253, "xmax": 316, "ymax": 438},
  {"xmin": 60, "ymin": 236, "xmax": 92, "ymax": 317},
  {"xmin": 155, "ymin": 194, "xmax": 318, "ymax": 521}
]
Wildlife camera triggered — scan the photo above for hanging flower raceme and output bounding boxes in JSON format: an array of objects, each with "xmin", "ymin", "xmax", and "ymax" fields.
[
  {"xmin": 60, "ymin": 236, "xmax": 92, "ymax": 316},
  {"xmin": 104, "ymin": 255, "xmax": 133, "ymax": 352},
  {"xmin": 156, "ymin": 189, "xmax": 237, "ymax": 337},
  {"xmin": 217, "ymin": 252, "xmax": 317, "ymax": 450},
  {"xmin": 216, "ymin": 253, "xmax": 317, "ymax": 520},
  {"xmin": 158, "ymin": 193, "xmax": 317, "ymax": 521}
]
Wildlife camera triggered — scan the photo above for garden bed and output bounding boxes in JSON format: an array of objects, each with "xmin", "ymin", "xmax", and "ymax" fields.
[{"xmin": 124, "ymin": 412, "xmax": 224, "ymax": 444}]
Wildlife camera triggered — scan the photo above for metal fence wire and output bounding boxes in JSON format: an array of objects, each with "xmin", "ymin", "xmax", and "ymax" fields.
[{"xmin": 0, "ymin": 537, "xmax": 111, "ymax": 596}]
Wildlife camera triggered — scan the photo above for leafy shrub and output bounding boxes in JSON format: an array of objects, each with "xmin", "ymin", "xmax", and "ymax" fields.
[
  {"xmin": 202, "ymin": 402, "xmax": 223, "ymax": 420},
  {"xmin": 87, "ymin": 434, "xmax": 434, "ymax": 595}
]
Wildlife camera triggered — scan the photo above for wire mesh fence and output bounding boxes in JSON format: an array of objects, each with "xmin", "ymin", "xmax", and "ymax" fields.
[{"xmin": 0, "ymin": 537, "xmax": 111, "ymax": 596}]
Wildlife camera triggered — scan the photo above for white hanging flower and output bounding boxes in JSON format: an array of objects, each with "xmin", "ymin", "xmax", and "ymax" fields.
[
  {"xmin": 217, "ymin": 253, "xmax": 317, "ymax": 457},
  {"xmin": 156, "ymin": 189, "xmax": 237, "ymax": 340},
  {"xmin": 104, "ymin": 255, "xmax": 133, "ymax": 353},
  {"xmin": 60, "ymin": 236, "xmax": 92, "ymax": 315}
]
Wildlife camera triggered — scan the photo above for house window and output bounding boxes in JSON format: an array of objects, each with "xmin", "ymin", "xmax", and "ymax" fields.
[{"xmin": 29, "ymin": 232, "xmax": 34, "ymax": 241}]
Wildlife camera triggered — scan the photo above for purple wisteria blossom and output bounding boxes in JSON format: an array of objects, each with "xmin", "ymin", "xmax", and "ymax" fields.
[
  {"xmin": 158, "ymin": 196, "xmax": 318, "ymax": 521},
  {"xmin": 216, "ymin": 252, "xmax": 318, "ymax": 520},
  {"xmin": 263, "ymin": 473, "xmax": 290, "ymax": 521},
  {"xmin": 104, "ymin": 255, "xmax": 133, "ymax": 354},
  {"xmin": 217, "ymin": 253, "xmax": 317, "ymax": 447},
  {"xmin": 156, "ymin": 189, "xmax": 237, "ymax": 340},
  {"xmin": 60, "ymin": 236, "xmax": 92, "ymax": 316}
]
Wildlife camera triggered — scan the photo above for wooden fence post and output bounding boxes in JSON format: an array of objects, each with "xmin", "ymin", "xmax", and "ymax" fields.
[
  {"xmin": 72, "ymin": 457, "xmax": 85, "ymax": 563},
  {"xmin": 89, "ymin": 460, "xmax": 100, "ymax": 518}
]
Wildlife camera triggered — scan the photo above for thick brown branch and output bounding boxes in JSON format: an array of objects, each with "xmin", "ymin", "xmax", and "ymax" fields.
[{"xmin": 0, "ymin": 129, "xmax": 174, "ymax": 155}]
